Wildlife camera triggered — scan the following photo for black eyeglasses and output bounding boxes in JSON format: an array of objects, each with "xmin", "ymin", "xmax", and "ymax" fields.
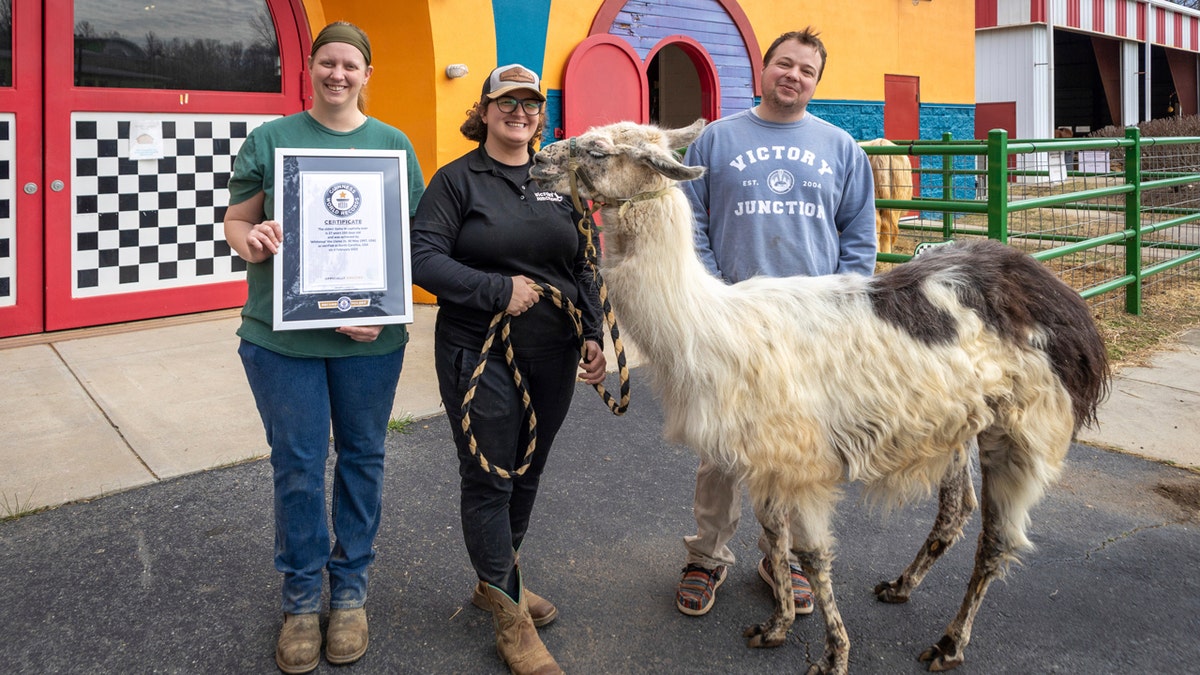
[{"xmin": 494, "ymin": 97, "xmax": 543, "ymax": 115}]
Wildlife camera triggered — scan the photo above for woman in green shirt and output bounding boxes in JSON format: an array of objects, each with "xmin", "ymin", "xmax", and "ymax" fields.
[{"xmin": 223, "ymin": 22, "xmax": 423, "ymax": 674}]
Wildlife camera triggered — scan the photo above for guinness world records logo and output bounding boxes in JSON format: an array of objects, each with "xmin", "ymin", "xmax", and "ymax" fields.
[{"xmin": 324, "ymin": 183, "xmax": 362, "ymax": 217}]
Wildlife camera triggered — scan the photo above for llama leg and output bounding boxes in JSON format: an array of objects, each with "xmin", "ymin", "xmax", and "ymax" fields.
[
  {"xmin": 920, "ymin": 429, "xmax": 1058, "ymax": 672},
  {"xmin": 876, "ymin": 449, "xmax": 977, "ymax": 603},
  {"xmin": 742, "ymin": 506, "xmax": 795, "ymax": 648},
  {"xmin": 795, "ymin": 546, "xmax": 849, "ymax": 675},
  {"xmin": 918, "ymin": 470, "xmax": 1002, "ymax": 671}
]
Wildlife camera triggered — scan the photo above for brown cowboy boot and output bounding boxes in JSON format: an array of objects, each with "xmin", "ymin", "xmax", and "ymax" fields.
[
  {"xmin": 472, "ymin": 580, "xmax": 558, "ymax": 627},
  {"xmin": 482, "ymin": 580, "xmax": 563, "ymax": 675},
  {"xmin": 470, "ymin": 551, "xmax": 558, "ymax": 627}
]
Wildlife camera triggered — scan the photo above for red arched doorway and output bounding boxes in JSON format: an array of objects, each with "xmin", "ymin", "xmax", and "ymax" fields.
[
  {"xmin": 561, "ymin": 0, "xmax": 754, "ymax": 138},
  {"xmin": 647, "ymin": 35, "xmax": 720, "ymax": 128},
  {"xmin": 561, "ymin": 34, "xmax": 648, "ymax": 137}
]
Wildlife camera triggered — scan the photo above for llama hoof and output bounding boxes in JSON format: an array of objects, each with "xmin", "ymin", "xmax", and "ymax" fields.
[
  {"xmin": 873, "ymin": 579, "xmax": 911, "ymax": 603},
  {"xmin": 804, "ymin": 657, "xmax": 848, "ymax": 675},
  {"xmin": 918, "ymin": 635, "xmax": 964, "ymax": 671},
  {"xmin": 742, "ymin": 623, "xmax": 787, "ymax": 648}
]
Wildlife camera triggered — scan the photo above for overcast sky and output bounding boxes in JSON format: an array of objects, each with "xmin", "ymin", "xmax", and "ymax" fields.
[{"xmin": 74, "ymin": 0, "xmax": 272, "ymax": 46}]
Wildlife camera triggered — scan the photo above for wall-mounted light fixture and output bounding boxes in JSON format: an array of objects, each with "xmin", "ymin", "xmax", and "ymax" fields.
[{"xmin": 445, "ymin": 64, "xmax": 469, "ymax": 79}]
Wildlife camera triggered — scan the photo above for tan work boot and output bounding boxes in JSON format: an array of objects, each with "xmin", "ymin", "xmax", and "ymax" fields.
[
  {"xmin": 325, "ymin": 607, "xmax": 369, "ymax": 665},
  {"xmin": 473, "ymin": 581, "xmax": 558, "ymax": 627},
  {"xmin": 275, "ymin": 613, "xmax": 320, "ymax": 674},
  {"xmin": 482, "ymin": 582, "xmax": 563, "ymax": 675}
]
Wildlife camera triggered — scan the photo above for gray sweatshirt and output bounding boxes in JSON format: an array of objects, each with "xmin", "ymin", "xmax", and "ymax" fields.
[{"xmin": 683, "ymin": 108, "xmax": 878, "ymax": 283}]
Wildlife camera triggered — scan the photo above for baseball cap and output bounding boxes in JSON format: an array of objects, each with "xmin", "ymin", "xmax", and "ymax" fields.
[{"xmin": 482, "ymin": 64, "xmax": 546, "ymax": 101}]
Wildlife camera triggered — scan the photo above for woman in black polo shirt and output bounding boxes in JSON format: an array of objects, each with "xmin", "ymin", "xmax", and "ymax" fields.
[{"xmin": 411, "ymin": 64, "xmax": 606, "ymax": 674}]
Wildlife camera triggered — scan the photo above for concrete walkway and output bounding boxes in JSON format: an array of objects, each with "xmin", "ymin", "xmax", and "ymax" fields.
[{"xmin": 1, "ymin": 307, "xmax": 1196, "ymax": 515}]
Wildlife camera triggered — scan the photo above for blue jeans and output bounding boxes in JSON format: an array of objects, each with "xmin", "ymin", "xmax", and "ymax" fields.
[{"xmin": 238, "ymin": 340, "xmax": 404, "ymax": 614}]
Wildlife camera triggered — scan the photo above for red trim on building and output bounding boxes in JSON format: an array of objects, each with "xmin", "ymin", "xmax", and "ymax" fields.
[
  {"xmin": 1156, "ymin": 6, "xmax": 1166, "ymax": 45},
  {"xmin": 1094, "ymin": 0, "xmax": 1106, "ymax": 33},
  {"xmin": 976, "ymin": 0, "xmax": 997, "ymax": 29},
  {"xmin": 1192, "ymin": 17, "xmax": 1198, "ymax": 51},
  {"xmin": 1067, "ymin": 0, "xmax": 1080, "ymax": 28},
  {"xmin": 1175, "ymin": 12, "xmax": 1184, "ymax": 48},
  {"xmin": 1031, "ymin": 0, "xmax": 1046, "ymax": 24},
  {"xmin": 1117, "ymin": 0, "xmax": 1127, "ymax": 37},
  {"xmin": 1137, "ymin": 2, "xmax": 1146, "ymax": 42}
]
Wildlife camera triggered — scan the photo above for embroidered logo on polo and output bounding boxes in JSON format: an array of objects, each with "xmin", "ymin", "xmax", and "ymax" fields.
[
  {"xmin": 324, "ymin": 183, "xmax": 362, "ymax": 217},
  {"xmin": 534, "ymin": 191, "xmax": 564, "ymax": 202}
]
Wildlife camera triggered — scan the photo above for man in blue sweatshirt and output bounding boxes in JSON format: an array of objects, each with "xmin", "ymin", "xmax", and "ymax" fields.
[{"xmin": 675, "ymin": 27, "xmax": 878, "ymax": 618}]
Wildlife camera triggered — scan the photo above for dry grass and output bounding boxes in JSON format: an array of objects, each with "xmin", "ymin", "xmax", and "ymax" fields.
[{"xmin": 1096, "ymin": 281, "xmax": 1200, "ymax": 371}]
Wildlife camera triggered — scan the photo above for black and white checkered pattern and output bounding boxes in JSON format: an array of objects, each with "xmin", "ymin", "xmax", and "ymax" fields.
[
  {"xmin": 70, "ymin": 113, "xmax": 276, "ymax": 296},
  {"xmin": 0, "ymin": 116, "xmax": 14, "ymax": 305}
]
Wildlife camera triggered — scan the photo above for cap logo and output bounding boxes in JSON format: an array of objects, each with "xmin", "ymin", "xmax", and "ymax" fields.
[{"xmin": 497, "ymin": 66, "xmax": 536, "ymax": 84}]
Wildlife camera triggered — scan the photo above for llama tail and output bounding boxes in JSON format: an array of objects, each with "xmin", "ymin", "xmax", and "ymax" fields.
[{"xmin": 1020, "ymin": 261, "xmax": 1111, "ymax": 433}]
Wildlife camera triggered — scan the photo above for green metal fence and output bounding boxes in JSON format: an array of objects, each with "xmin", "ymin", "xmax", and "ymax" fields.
[{"xmin": 862, "ymin": 128, "xmax": 1200, "ymax": 316}]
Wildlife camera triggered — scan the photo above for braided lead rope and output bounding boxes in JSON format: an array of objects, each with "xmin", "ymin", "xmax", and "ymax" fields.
[
  {"xmin": 460, "ymin": 280, "xmax": 630, "ymax": 479},
  {"xmin": 536, "ymin": 281, "xmax": 630, "ymax": 416},
  {"xmin": 460, "ymin": 311, "xmax": 538, "ymax": 479}
]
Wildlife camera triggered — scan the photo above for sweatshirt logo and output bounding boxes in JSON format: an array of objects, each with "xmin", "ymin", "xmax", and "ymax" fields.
[{"xmin": 767, "ymin": 169, "xmax": 794, "ymax": 195}]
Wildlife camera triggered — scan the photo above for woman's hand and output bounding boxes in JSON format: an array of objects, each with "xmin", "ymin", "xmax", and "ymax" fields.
[
  {"xmin": 244, "ymin": 220, "xmax": 283, "ymax": 259},
  {"xmin": 578, "ymin": 340, "xmax": 607, "ymax": 385},
  {"xmin": 337, "ymin": 325, "xmax": 384, "ymax": 342},
  {"xmin": 224, "ymin": 193, "xmax": 282, "ymax": 264},
  {"xmin": 506, "ymin": 275, "xmax": 541, "ymax": 316}
]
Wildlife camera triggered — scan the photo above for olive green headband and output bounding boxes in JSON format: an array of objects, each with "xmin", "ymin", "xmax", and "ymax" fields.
[{"xmin": 311, "ymin": 24, "xmax": 372, "ymax": 65}]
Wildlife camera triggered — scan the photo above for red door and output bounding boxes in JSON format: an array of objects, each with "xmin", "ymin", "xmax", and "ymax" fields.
[
  {"xmin": 0, "ymin": 0, "xmax": 309, "ymax": 338},
  {"xmin": 562, "ymin": 34, "xmax": 648, "ymax": 137},
  {"xmin": 884, "ymin": 74, "xmax": 920, "ymax": 203},
  {"xmin": 0, "ymin": 0, "xmax": 43, "ymax": 336},
  {"xmin": 975, "ymin": 102, "xmax": 1017, "ymax": 138}
]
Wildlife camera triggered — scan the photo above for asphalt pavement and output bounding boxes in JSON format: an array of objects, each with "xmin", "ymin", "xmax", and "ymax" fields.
[{"xmin": 2, "ymin": 371, "xmax": 1198, "ymax": 674}]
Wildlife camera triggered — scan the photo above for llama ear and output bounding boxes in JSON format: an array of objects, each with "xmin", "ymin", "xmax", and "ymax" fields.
[
  {"xmin": 664, "ymin": 118, "xmax": 706, "ymax": 149},
  {"xmin": 636, "ymin": 145, "xmax": 707, "ymax": 182}
]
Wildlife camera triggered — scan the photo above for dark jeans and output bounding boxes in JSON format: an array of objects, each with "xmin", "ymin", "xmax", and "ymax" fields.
[
  {"xmin": 435, "ymin": 330, "xmax": 580, "ymax": 592},
  {"xmin": 238, "ymin": 340, "xmax": 405, "ymax": 614}
]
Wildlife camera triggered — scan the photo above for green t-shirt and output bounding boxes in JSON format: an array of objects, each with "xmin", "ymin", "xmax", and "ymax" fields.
[{"xmin": 227, "ymin": 112, "xmax": 425, "ymax": 358}]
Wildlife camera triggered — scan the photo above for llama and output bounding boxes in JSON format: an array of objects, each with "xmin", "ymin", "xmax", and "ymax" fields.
[
  {"xmin": 531, "ymin": 120, "xmax": 1110, "ymax": 674},
  {"xmin": 858, "ymin": 138, "xmax": 913, "ymax": 254}
]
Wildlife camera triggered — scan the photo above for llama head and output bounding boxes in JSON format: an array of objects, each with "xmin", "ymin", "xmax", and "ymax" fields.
[{"xmin": 531, "ymin": 119, "xmax": 707, "ymax": 203}]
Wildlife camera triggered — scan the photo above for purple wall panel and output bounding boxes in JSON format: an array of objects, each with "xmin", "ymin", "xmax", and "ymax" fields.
[{"xmin": 608, "ymin": 0, "xmax": 756, "ymax": 117}]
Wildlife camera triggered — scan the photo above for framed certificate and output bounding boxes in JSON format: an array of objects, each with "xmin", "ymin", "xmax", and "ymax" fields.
[{"xmin": 272, "ymin": 148, "xmax": 412, "ymax": 330}]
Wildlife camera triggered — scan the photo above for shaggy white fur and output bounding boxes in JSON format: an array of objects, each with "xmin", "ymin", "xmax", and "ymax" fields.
[{"xmin": 531, "ymin": 120, "xmax": 1109, "ymax": 675}]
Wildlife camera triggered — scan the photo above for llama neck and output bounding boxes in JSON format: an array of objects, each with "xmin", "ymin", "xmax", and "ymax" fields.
[{"xmin": 601, "ymin": 189, "xmax": 725, "ymax": 367}]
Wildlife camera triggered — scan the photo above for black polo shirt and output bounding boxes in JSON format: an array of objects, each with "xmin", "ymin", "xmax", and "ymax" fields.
[{"xmin": 411, "ymin": 144, "xmax": 602, "ymax": 354}]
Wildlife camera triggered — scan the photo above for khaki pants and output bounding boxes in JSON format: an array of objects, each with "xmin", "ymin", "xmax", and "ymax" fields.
[{"xmin": 682, "ymin": 459, "xmax": 797, "ymax": 568}]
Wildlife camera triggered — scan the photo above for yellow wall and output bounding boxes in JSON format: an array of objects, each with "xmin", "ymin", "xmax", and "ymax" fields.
[
  {"xmin": 300, "ymin": 0, "xmax": 973, "ymax": 304},
  {"xmin": 302, "ymin": 2, "xmax": 439, "ymax": 185},
  {"xmin": 543, "ymin": 2, "xmax": 603, "ymax": 87},
  {"xmin": 735, "ymin": 0, "xmax": 974, "ymax": 104},
  {"xmin": 304, "ymin": 0, "xmax": 975, "ymax": 169},
  {"xmin": 425, "ymin": 1, "xmax": 499, "ymax": 168}
]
